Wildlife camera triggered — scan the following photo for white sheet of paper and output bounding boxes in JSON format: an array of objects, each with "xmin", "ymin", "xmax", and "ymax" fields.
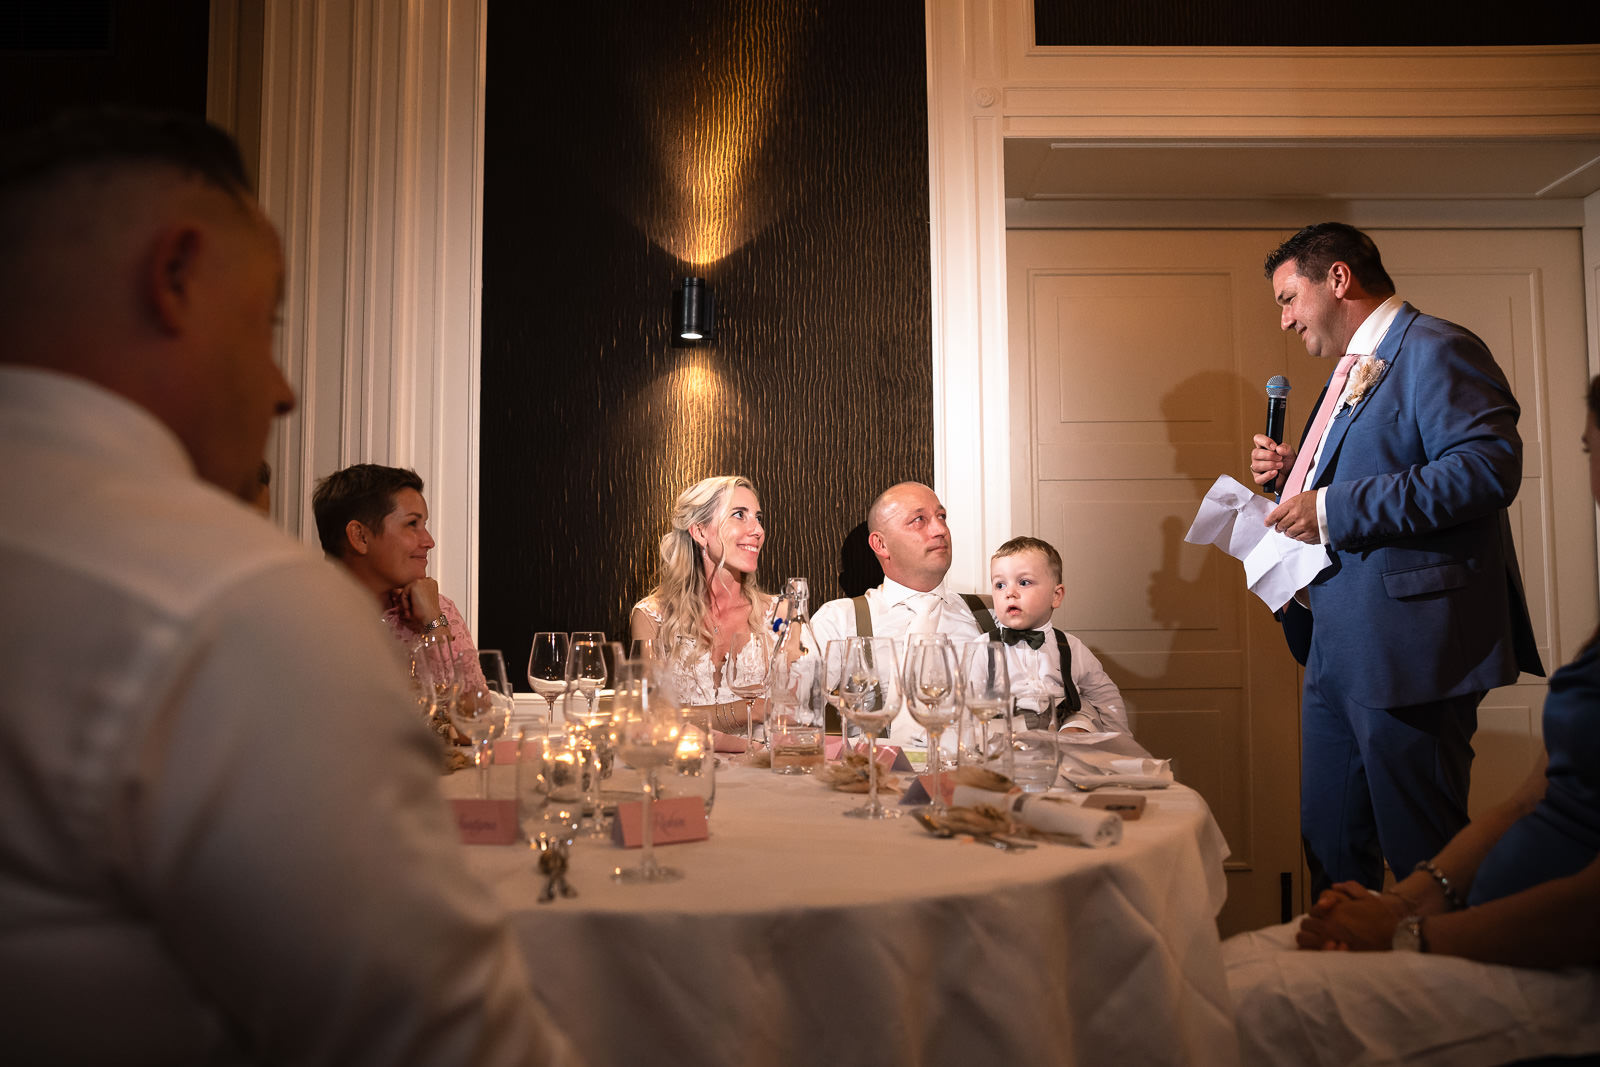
[{"xmin": 1184, "ymin": 475, "xmax": 1331, "ymax": 612}]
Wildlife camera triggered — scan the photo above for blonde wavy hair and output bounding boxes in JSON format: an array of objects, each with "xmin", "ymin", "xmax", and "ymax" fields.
[{"xmin": 645, "ymin": 475, "xmax": 768, "ymax": 654}]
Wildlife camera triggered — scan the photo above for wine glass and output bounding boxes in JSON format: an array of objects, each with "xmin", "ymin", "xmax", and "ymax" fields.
[
  {"xmin": 564, "ymin": 637, "xmax": 617, "ymax": 838},
  {"xmin": 828, "ymin": 637, "xmax": 903, "ymax": 820},
  {"xmin": 413, "ymin": 631, "xmax": 461, "ymax": 741},
  {"xmin": 959, "ymin": 640, "xmax": 1012, "ymax": 774},
  {"xmin": 479, "ymin": 649, "xmax": 511, "ymax": 696},
  {"xmin": 723, "ymin": 630, "xmax": 771, "ymax": 763},
  {"xmin": 451, "ymin": 657, "xmax": 512, "ymax": 799},
  {"xmin": 527, "ymin": 632, "xmax": 569, "ymax": 732},
  {"xmin": 902, "ymin": 633, "xmax": 960, "ymax": 813},
  {"xmin": 407, "ymin": 635, "xmax": 443, "ymax": 720},
  {"xmin": 518, "ymin": 728, "xmax": 582, "ymax": 854},
  {"xmin": 664, "ymin": 635, "xmax": 716, "ymax": 720},
  {"xmin": 611, "ymin": 662, "xmax": 685, "ymax": 884}
]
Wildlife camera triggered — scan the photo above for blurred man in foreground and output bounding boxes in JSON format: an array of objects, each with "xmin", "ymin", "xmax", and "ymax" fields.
[{"xmin": 0, "ymin": 109, "xmax": 571, "ymax": 1065}]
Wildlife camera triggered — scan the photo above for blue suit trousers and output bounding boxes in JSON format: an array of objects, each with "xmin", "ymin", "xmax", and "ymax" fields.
[{"xmin": 1300, "ymin": 661, "xmax": 1481, "ymax": 895}]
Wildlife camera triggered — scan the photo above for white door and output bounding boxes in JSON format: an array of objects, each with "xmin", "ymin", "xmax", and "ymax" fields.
[{"xmin": 1007, "ymin": 227, "xmax": 1592, "ymax": 935}]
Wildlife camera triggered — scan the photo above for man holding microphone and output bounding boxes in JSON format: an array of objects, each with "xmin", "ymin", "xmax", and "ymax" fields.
[{"xmin": 1249, "ymin": 223, "xmax": 1542, "ymax": 897}]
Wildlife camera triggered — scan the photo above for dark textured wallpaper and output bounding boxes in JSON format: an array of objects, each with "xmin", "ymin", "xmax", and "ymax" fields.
[
  {"xmin": 480, "ymin": 1, "xmax": 932, "ymax": 679},
  {"xmin": 1034, "ymin": 0, "xmax": 1596, "ymax": 46},
  {"xmin": 0, "ymin": 0, "xmax": 210, "ymax": 136}
]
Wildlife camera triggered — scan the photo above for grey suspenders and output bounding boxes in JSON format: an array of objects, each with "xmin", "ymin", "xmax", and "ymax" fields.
[{"xmin": 850, "ymin": 592, "xmax": 997, "ymax": 637}]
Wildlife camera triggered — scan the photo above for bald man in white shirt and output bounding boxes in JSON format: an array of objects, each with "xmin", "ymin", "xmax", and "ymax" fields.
[{"xmin": 812, "ymin": 481, "xmax": 995, "ymax": 749}]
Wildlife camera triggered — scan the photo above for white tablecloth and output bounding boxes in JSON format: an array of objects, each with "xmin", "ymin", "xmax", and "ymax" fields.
[{"xmin": 447, "ymin": 762, "xmax": 1238, "ymax": 1066}]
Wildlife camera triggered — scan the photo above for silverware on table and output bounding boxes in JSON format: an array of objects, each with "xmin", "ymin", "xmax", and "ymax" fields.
[{"xmin": 912, "ymin": 809, "xmax": 1035, "ymax": 851}]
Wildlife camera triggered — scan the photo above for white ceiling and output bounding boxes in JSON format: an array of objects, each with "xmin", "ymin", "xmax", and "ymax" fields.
[{"xmin": 1004, "ymin": 140, "xmax": 1600, "ymax": 201}]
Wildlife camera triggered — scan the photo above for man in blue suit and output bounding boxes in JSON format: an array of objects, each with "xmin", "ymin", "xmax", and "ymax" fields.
[{"xmin": 1249, "ymin": 223, "xmax": 1543, "ymax": 895}]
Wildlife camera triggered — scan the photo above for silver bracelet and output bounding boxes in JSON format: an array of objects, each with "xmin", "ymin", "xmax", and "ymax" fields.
[
  {"xmin": 421, "ymin": 612, "xmax": 448, "ymax": 634},
  {"xmin": 1414, "ymin": 860, "xmax": 1466, "ymax": 910}
]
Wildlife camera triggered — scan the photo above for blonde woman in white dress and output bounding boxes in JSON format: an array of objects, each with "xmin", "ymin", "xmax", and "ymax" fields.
[{"xmin": 630, "ymin": 475, "xmax": 777, "ymax": 749}]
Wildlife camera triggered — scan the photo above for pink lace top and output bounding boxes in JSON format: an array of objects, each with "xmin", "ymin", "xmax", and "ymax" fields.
[{"xmin": 382, "ymin": 592, "xmax": 488, "ymax": 693}]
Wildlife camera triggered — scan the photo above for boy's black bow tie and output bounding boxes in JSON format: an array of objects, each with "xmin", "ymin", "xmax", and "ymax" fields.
[{"xmin": 996, "ymin": 627, "xmax": 1046, "ymax": 650}]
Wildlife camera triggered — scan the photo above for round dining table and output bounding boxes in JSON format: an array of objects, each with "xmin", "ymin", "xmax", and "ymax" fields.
[{"xmin": 445, "ymin": 756, "xmax": 1239, "ymax": 1066}]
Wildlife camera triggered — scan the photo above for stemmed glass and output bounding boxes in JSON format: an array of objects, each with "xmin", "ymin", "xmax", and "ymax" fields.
[
  {"xmin": 450, "ymin": 649, "xmax": 513, "ymax": 798},
  {"xmin": 407, "ymin": 635, "xmax": 443, "ymax": 720},
  {"xmin": 564, "ymin": 637, "xmax": 617, "ymax": 838},
  {"xmin": 902, "ymin": 633, "xmax": 961, "ymax": 813},
  {"xmin": 723, "ymin": 630, "xmax": 771, "ymax": 762},
  {"xmin": 517, "ymin": 728, "xmax": 582, "ymax": 885},
  {"xmin": 612, "ymin": 660, "xmax": 685, "ymax": 884},
  {"xmin": 827, "ymin": 637, "xmax": 903, "ymax": 820},
  {"xmin": 412, "ymin": 631, "xmax": 461, "ymax": 740},
  {"xmin": 959, "ymin": 640, "xmax": 1012, "ymax": 774},
  {"xmin": 479, "ymin": 649, "xmax": 511, "ymax": 697},
  {"xmin": 526, "ymin": 632, "xmax": 569, "ymax": 732}
]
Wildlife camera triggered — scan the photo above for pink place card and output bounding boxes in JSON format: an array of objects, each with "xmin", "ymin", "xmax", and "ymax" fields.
[
  {"xmin": 451, "ymin": 798, "xmax": 519, "ymax": 844},
  {"xmin": 492, "ymin": 739, "xmax": 520, "ymax": 762},
  {"xmin": 610, "ymin": 795, "xmax": 709, "ymax": 848},
  {"xmin": 825, "ymin": 735, "xmax": 851, "ymax": 760},
  {"xmin": 898, "ymin": 773, "xmax": 957, "ymax": 807},
  {"xmin": 852, "ymin": 741, "xmax": 913, "ymax": 772}
]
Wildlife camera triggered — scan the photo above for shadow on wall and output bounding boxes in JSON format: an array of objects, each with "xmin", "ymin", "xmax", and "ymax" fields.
[{"xmin": 836, "ymin": 520, "xmax": 883, "ymax": 599}]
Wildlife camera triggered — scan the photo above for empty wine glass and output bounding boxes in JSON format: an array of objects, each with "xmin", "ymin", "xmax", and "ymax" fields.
[
  {"xmin": 959, "ymin": 640, "xmax": 1012, "ymax": 773},
  {"xmin": 527, "ymin": 632, "xmax": 569, "ymax": 732},
  {"xmin": 664, "ymin": 635, "xmax": 717, "ymax": 726},
  {"xmin": 479, "ymin": 649, "xmax": 511, "ymax": 697},
  {"xmin": 565, "ymin": 637, "xmax": 617, "ymax": 838},
  {"xmin": 828, "ymin": 637, "xmax": 903, "ymax": 820},
  {"xmin": 407, "ymin": 635, "xmax": 443, "ymax": 720},
  {"xmin": 723, "ymin": 630, "xmax": 771, "ymax": 762},
  {"xmin": 451, "ymin": 658, "xmax": 512, "ymax": 799},
  {"xmin": 518, "ymin": 728, "xmax": 582, "ymax": 853},
  {"xmin": 611, "ymin": 663, "xmax": 684, "ymax": 884},
  {"xmin": 903, "ymin": 633, "xmax": 960, "ymax": 814},
  {"xmin": 413, "ymin": 631, "xmax": 461, "ymax": 741}
]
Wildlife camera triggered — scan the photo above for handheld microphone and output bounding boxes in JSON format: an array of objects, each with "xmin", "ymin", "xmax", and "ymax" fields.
[{"xmin": 1265, "ymin": 375, "xmax": 1291, "ymax": 444}]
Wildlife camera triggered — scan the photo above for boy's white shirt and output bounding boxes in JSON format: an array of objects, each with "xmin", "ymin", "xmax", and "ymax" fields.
[{"xmin": 997, "ymin": 622, "xmax": 1133, "ymax": 737}]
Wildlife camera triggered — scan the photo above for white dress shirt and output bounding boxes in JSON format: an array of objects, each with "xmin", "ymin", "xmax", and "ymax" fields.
[
  {"xmin": 812, "ymin": 577, "xmax": 985, "ymax": 749},
  {"xmin": 997, "ymin": 626, "xmax": 1138, "ymax": 740},
  {"xmin": 0, "ymin": 367, "xmax": 570, "ymax": 1065}
]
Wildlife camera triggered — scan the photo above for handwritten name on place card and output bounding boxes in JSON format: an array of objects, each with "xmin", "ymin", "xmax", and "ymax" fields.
[
  {"xmin": 610, "ymin": 795, "xmax": 708, "ymax": 848},
  {"xmin": 451, "ymin": 798, "xmax": 519, "ymax": 844}
]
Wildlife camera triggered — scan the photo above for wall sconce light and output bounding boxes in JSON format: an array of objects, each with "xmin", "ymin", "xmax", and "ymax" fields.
[{"xmin": 671, "ymin": 276, "xmax": 715, "ymax": 346}]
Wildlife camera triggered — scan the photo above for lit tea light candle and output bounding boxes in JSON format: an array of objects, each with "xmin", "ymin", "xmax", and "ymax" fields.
[{"xmin": 675, "ymin": 729, "xmax": 704, "ymax": 760}]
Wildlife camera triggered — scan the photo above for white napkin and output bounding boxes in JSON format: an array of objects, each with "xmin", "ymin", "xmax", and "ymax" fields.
[
  {"xmin": 1184, "ymin": 474, "xmax": 1331, "ymax": 611},
  {"xmin": 1056, "ymin": 740, "xmax": 1175, "ymax": 790},
  {"xmin": 949, "ymin": 785, "xmax": 1122, "ymax": 847}
]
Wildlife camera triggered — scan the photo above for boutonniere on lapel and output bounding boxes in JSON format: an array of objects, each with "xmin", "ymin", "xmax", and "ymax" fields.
[{"xmin": 1340, "ymin": 356, "xmax": 1388, "ymax": 414}]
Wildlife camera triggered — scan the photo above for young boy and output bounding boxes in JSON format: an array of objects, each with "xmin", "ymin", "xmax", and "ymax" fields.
[{"xmin": 989, "ymin": 535, "xmax": 1136, "ymax": 741}]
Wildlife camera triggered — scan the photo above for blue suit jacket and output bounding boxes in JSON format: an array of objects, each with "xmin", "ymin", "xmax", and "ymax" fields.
[{"xmin": 1289, "ymin": 302, "xmax": 1544, "ymax": 707}]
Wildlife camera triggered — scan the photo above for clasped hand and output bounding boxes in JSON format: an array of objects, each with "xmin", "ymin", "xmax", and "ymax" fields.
[
  {"xmin": 1296, "ymin": 881, "xmax": 1407, "ymax": 951},
  {"xmin": 390, "ymin": 577, "xmax": 444, "ymax": 629}
]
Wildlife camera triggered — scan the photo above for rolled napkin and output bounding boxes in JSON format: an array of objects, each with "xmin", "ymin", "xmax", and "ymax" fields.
[{"xmin": 949, "ymin": 785, "xmax": 1122, "ymax": 847}]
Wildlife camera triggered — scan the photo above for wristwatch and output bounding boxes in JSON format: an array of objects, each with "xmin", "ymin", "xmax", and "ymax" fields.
[{"xmin": 1391, "ymin": 915, "xmax": 1428, "ymax": 953}]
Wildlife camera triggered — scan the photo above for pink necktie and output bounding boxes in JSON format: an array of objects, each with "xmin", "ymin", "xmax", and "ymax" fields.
[{"xmin": 1280, "ymin": 353, "xmax": 1360, "ymax": 499}]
